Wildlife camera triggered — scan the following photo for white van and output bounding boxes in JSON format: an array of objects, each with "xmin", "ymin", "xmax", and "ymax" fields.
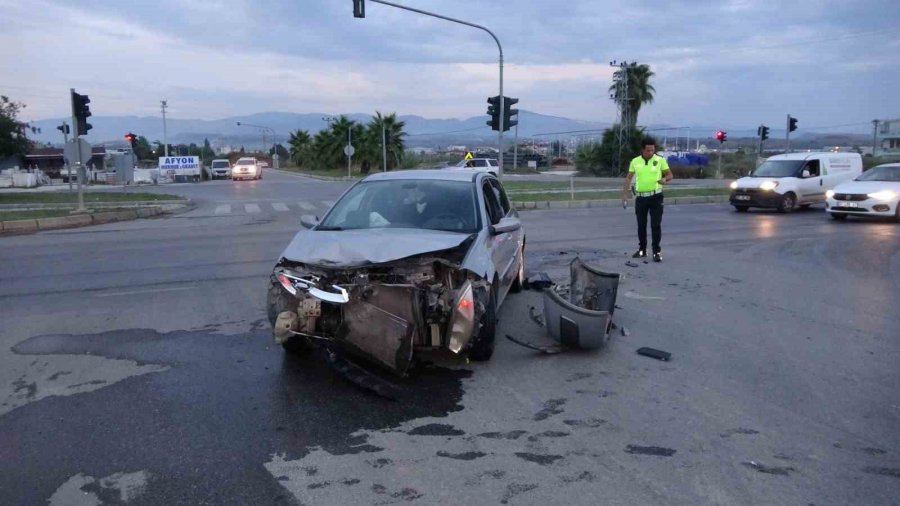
[{"xmin": 729, "ymin": 152, "xmax": 862, "ymax": 212}]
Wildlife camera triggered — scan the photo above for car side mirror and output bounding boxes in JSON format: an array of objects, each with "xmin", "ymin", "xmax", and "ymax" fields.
[
  {"xmin": 802, "ymin": 169, "xmax": 810, "ymax": 178},
  {"xmin": 300, "ymin": 214, "xmax": 320, "ymax": 229},
  {"xmin": 491, "ymin": 217, "xmax": 521, "ymax": 235}
]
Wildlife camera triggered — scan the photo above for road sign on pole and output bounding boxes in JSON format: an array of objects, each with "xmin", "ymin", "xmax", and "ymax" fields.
[
  {"xmin": 63, "ymin": 138, "xmax": 92, "ymax": 168},
  {"xmin": 344, "ymin": 144, "xmax": 355, "ymax": 158}
]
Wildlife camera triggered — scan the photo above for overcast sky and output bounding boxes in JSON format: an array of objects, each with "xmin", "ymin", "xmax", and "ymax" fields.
[{"xmin": 2, "ymin": 0, "xmax": 898, "ymax": 131}]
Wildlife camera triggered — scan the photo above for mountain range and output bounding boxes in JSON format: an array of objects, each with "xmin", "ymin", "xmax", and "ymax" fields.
[{"xmin": 27, "ymin": 111, "xmax": 870, "ymax": 149}]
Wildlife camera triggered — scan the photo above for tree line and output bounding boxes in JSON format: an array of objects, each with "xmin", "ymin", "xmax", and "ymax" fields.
[{"xmin": 288, "ymin": 112, "xmax": 405, "ymax": 172}]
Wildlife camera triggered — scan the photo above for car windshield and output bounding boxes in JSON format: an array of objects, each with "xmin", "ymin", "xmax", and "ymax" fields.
[
  {"xmin": 212, "ymin": 161, "xmax": 229, "ymax": 168},
  {"xmin": 855, "ymin": 165, "xmax": 900, "ymax": 182},
  {"xmin": 751, "ymin": 160, "xmax": 804, "ymax": 177},
  {"xmin": 319, "ymin": 180, "xmax": 478, "ymax": 233}
]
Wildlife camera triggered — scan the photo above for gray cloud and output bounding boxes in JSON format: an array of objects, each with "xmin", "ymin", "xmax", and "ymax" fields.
[{"xmin": 2, "ymin": 0, "xmax": 897, "ymax": 131}]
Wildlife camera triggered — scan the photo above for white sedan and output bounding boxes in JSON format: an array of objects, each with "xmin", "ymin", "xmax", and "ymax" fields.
[{"xmin": 826, "ymin": 163, "xmax": 900, "ymax": 222}]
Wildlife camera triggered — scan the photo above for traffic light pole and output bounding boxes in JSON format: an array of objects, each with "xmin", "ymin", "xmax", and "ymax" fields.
[
  {"xmin": 363, "ymin": 0, "xmax": 505, "ymax": 176},
  {"xmin": 785, "ymin": 114, "xmax": 791, "ymax": 154},
  {"xmin": 70, "ymin": 89, "xmax": 86, "ymax": 213}
]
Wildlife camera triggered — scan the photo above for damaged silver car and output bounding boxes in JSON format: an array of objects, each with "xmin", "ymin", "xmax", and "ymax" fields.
[{"xmin": 267, "ymin": 170, "xmax": 525, "ymax": 375}]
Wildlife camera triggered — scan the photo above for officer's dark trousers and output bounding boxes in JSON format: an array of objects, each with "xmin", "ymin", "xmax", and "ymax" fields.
[{"xmin": 635, "ymin": 192, "xmax": 664, "ymax": 253}]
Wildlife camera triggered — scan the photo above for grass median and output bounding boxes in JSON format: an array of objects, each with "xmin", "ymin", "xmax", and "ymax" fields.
[
  {"xmin": 511, "ymin": 187, "xmax": 731, "ymax": 203},
  {"xmin": 0, "ymin": 192, "xmax": 185, "ymax": 205}
]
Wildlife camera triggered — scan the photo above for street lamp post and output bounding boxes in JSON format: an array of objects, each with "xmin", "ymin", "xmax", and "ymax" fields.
[
  {"xmin": 236, "ymin": 121, "xmax": 279, "ymax": 169},
  {"xmin": 353, "ymin": 0, "xmax": 505, "ymax": 177}
]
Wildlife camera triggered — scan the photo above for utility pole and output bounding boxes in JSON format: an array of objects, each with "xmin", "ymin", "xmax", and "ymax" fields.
[
  {"xmin": 348, "ymin": 126, "xmax": 352, "ymax": 178},
  {"xmin": 872, "ymin": 119, "xmax": 880, "ymax": 157},
  {"xmin": 513, "ymin": 122, "xmax": 519, "ymax": 170},
  {"xmin": 161, "ymin": 100, "xmax": 169, "ymax": 157},
  {"xmin": 353, "ymin": 0, "xmax": 505, "ymax": 176},
  {"xmin": 382, "ymin": 121, "xmax": 387, "ymax": 172},
  {"xmin": 58, "ymin": 122, "xmax": 72, "ymax": 191}
]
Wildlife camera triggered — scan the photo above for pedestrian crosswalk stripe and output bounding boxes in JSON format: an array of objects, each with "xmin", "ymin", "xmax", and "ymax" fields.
[
  {"xmin": 272, "ymin": 202, "xmax": 289, "ymax": 212},
  {"xmin": 298, "ymin": 201, "xmax": 316, "ymax": 211},
  {"xmin": 214, "ymin": 204, "xmax": 231, "ymax": 215},
  {"xmin": 245, "ymin": 203, "xmax": 261, "ymax": 214},
  {"xmin": 320, "ymin": 200, "xmax": 334, "ymax": 208}
]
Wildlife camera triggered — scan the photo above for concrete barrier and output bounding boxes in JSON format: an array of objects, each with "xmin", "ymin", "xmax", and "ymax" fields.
[
  {"xmin": 91, "ymin": 211, "xmax": 120, "ymax": 224},
  {"xmin": 2, "ymin": 218, "xmax": 38, "ymax": 233},
  {"xmin": 37, "ymin": 214, "xmax": 92, "ymax": 230},
  {"xmin": 114, "ymin": 210, "xmax": 139, "ymax": 221}
]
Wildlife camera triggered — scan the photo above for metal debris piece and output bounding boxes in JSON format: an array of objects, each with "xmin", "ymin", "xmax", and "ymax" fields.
[
  {"xmin": 524, "ymin": 272, "xmax": 553, "ymax": 291},
  {"xmin": 542, "ymin": 258, "xmax": 620, "ymax": 350},
  {"xmin": 625, "ymin": 261, "xmax": 639, "ymax": 268},
  {"xmin": 620, "ymin": 326, "xmax": 630, "ymax": 337}
]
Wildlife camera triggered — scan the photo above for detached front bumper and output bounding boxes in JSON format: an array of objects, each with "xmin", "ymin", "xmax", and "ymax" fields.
[{"xmin": 730, "ymin": 188, "xmax": 783, "ymax": 208}]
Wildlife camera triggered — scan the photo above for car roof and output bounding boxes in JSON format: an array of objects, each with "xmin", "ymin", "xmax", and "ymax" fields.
[
  {"xmin": 362, "ymin": 169, "xmax": 482, "ymax": 183},
  {"xmin": 767, "ymin": 152, "xmax": 861, "ymax": 161}
]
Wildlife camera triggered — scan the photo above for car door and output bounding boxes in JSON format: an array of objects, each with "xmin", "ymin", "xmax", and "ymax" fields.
[
  {"xmin": 482, "ymin": 179, "xmax": 519, "ymax": 304},
  {"xmin": 797, "ymin": 159, "xmax": 825, "ymax": 203}
]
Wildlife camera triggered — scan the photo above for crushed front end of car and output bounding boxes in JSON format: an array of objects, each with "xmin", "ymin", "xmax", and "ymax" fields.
[{"xmin": 267, "ymin": 242, "xmax": 492, "ymax": 377}]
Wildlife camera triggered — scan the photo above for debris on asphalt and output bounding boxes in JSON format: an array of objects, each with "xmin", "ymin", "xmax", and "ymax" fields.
[
  {"xmin": 524, "ymin": 272, "xmax": 553, "ymax": 291},
  {"xmin": 625, "ymin": 261, "xmax": 639, "ymax": 268},
  {"xmin": 742, "ymin": 461, "xmax": 795, "ymax": 475},
  {"xmin": 621, "ymin": 326, "xmax": 630, "ymax": 337},
  {"xmin": 542, "ymin": 258, "xmax": 620, "ymax": 349},
  {"xmin": 636, "ymin": 347, "xmax": 671, "ymax": 361},
  {"xmin": 505, "ymin": 334, "xmax": 565, "ymax": 355},
  {"xmin": 528, "ymin": 306, "xmax": 545, "ymax": 327},
  {"xmin": 624, "ymin": 291, "xmax": 666, "ymax": 301}
]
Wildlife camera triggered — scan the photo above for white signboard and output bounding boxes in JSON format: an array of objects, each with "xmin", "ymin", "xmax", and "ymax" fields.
[{"xmin": 158, "ymin": 156, "xmax": 201, "ymax": 177}]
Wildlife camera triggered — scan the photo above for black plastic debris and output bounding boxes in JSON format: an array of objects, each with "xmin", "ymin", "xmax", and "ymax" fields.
[
  {"xmin": 504, "ymin": 334, "xmax": 565, "ymax": 355},
  {"xmin": 325, "ymin": 350, "xmax": 401, "ymax": 399},
  {"xmin": 524, "ymin": 272, "xmax": 553, "ymax": 291},
  {"xmin": 625, "ymin": 261, "xmax": 639, "ymax": 268},
  {"xmin": 636, "ymin": 347, "xmax": 671, "ymax": 361}
]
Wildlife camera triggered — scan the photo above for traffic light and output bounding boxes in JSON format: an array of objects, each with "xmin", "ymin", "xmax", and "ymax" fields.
[
  {"xmin": 72, "ymin": 91, "xmax": 92, "ymax": 136},
  {"xmin": 486, "ymin": 95, "xmax": 500, "ymax": 131},
  {"xmin": 57, "ymin": 124, "xmax": 70, "ymax": 135},
  {"xmin": 502, "ymin": 96, "xmax": 518, "ymax": 132},
  {"xmin": 788, "ymin": 115, "xmax": 798, "ymax": 132},
  {"xmin": 715, "ymin": 130, "xmax": 727, "ymax": 143},
  {"xmin": 353, "ymin": 0, "xmax": 365, "ymax": 18},
  {"xmin": 124, "ymin": 132, "xmax": 137, "ymax": 146},
  {"xmin": 759, "ymin": 125, "xmax": 769, "ymax": 141}
]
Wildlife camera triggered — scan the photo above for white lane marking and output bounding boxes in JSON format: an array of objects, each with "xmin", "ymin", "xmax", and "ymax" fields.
[
  {"xmin": 245, "ymin": 203, "xmax": 261, "ymax": 214},
  {"xmin": 298, "ymin": 201, "xmax": 316, "ymax": 211},
  {"xmin": 272, "ymin": 202, "xmax": 289, "ymax": 212},
  {"xmin": 95, "ymin": 286, "xmax": 194, "ymax": 298},
  {"xmin": 214, "ymin": 204, "xmax": 231, "ymax": 215},
  {"xmin": 320, "ymin": 200, "xmax": 334, "ymax": 208}
]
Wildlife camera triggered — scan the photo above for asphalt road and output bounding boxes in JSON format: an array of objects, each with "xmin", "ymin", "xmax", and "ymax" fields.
[{"xmin": 1, "ymin": 170, "xmax": 898, "ymax": 505}]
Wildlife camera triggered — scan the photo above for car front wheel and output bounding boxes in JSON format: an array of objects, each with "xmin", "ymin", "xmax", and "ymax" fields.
[
  {"xmin": 778, "ymin": 193, "xmax": 796, "ymax": 213},
  {"xmin": 468, "ymin": 287, "xmax": 497, "ymax": 362}
]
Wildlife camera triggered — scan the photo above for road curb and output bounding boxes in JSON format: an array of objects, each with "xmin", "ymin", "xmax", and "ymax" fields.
[
  {"xmin": 0, "ymin": 200, "xmax": 186, "ymax": 211},
  {"xmin": 0, "ymin": 202, "xmax": 190, "ymax": 236},
  {"xmin": 514, "ymin": 195, "xmax": 730, "ymax": 210}
]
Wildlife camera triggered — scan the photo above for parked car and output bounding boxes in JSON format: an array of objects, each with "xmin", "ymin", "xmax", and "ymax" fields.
[
  {"xmin": 826, "ymin": 163, "xmax": 900, "ymax": 222},
  {"xmin": 729, "ymin": 152, "xmax": 862, "ymax": 212},
  {"xmin": 454, "ymin": 157, "xmax": 499, "ymax": 174},
  {"xmin": 266, "ymin": 169, "xmax": 525, "ymax": 376},
  {"xmin": 232, "ymin": 157, "xmax": 261, "ymax": 181},
  {"xmin": 210, "ymin": 159, "xmax": 232, "ymax": 179}
]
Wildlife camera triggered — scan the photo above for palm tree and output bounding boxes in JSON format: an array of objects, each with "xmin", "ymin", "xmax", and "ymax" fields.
[
  {"xmin": 367, "ymin": 112, "xmax": 406, "ymax": 171},
  {"xmin": 608, "ymin": 63, "xmax": 655, "ymax": 128},
  {"xmin": 287, "ymin": 129, "xmax": 311, "ymax": 166}
]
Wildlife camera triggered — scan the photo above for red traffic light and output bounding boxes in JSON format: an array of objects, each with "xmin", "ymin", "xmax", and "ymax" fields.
[
  {"xmin": 715, "ymin": 130, "xmax": 727, "ymax": 142},
  {"xmin": 124, "ymin": 132, "xmax": 137, "ymax": 143}
]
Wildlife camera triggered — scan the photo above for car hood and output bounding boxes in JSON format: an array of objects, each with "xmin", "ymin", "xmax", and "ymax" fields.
[
  {"xmin": 280, "ymin": 228, "xmax": 474, "ymax": 268},
  {"xmin": 832, "ymin": 181, "xmax": 900, "ymax": 195}
]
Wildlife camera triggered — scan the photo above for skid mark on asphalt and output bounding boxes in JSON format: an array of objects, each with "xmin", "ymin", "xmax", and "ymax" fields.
[{"xmin": 2, "ymin": 328, "xmax": 469, "ymax": 505}]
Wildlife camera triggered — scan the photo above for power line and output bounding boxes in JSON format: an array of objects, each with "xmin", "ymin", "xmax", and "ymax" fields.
[{"xmin": 406, "ymin": 126, "xmax": 487, "ymax": 137}]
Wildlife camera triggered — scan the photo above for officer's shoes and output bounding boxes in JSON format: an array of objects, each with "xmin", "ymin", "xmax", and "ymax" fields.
[
  {"xmin": 632, "ymin": 250, "xmax": 646, "ymax": 258},
  {"xmin": 653, "ymin": 252, "xmax": 662, "ymax": 263}
]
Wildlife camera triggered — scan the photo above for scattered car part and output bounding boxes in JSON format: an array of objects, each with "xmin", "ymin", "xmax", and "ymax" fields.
[
  {"xmin": 542, "ymin": 258, "xmax": 620, "ymax": 350},
  {"xmin": 504, "ymin": 334, "xmax": 564, "ymax": 355},
  {"xmin": 325, "ymin": 349, "xmax": 401, "ymax": 400},
  {"xmin": 625, "ymin": 261, "xmax": 639, "ymax": 268},
  {"xmin": 528, "ymin": 306, "xmax": 544, "ymax": 327},
  {"xmin": 636, "ymin": 347, "xmax": 671, "ymax": 361},
  {"xmin": 523, "ymin": 272, "xmax": 553, "ymax": 291},
  {"xmin": 620, "ymin": 326, "xmax": 630, "ymax": 337}
]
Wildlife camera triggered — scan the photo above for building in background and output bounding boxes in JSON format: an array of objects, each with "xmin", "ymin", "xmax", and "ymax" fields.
[{"xmin": 875, "ymin": 119, "xmax": 900, "ymax": 156}]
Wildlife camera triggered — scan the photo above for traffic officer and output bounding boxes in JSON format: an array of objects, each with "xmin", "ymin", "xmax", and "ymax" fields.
[{"xmin": 622, "ymin": 138, "xmax": 673, "ymax": 262}]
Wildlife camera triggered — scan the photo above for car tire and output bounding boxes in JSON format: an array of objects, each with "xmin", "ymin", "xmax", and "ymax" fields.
[
  {"xmin": 895, "ymin": 206, "xmax": 900, "ymax": 223},
  {"xmin": 734, "ymin": 206, "xmax": 749, "ymax": 212},
  {"xmin": 799, "ymin": 204, "xmax": 811, "ymax": 210},
  {"xmin": 830, "ymin": 212, "xmax": 847, "ymax": 221},
  {"xmin": 266, "ymin": 283, "xmax": 309, "ymax": 354},
  {"xmin": 777, "ymin": 193, "xmax": 796, "ymax": 213},
  {"xmin": 510, "ymin": 243, "xmax": 525, "ymax": 293},
  {"xmin": 468, "ymin": 286, "xmax": 497, "ymax": 362}
]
